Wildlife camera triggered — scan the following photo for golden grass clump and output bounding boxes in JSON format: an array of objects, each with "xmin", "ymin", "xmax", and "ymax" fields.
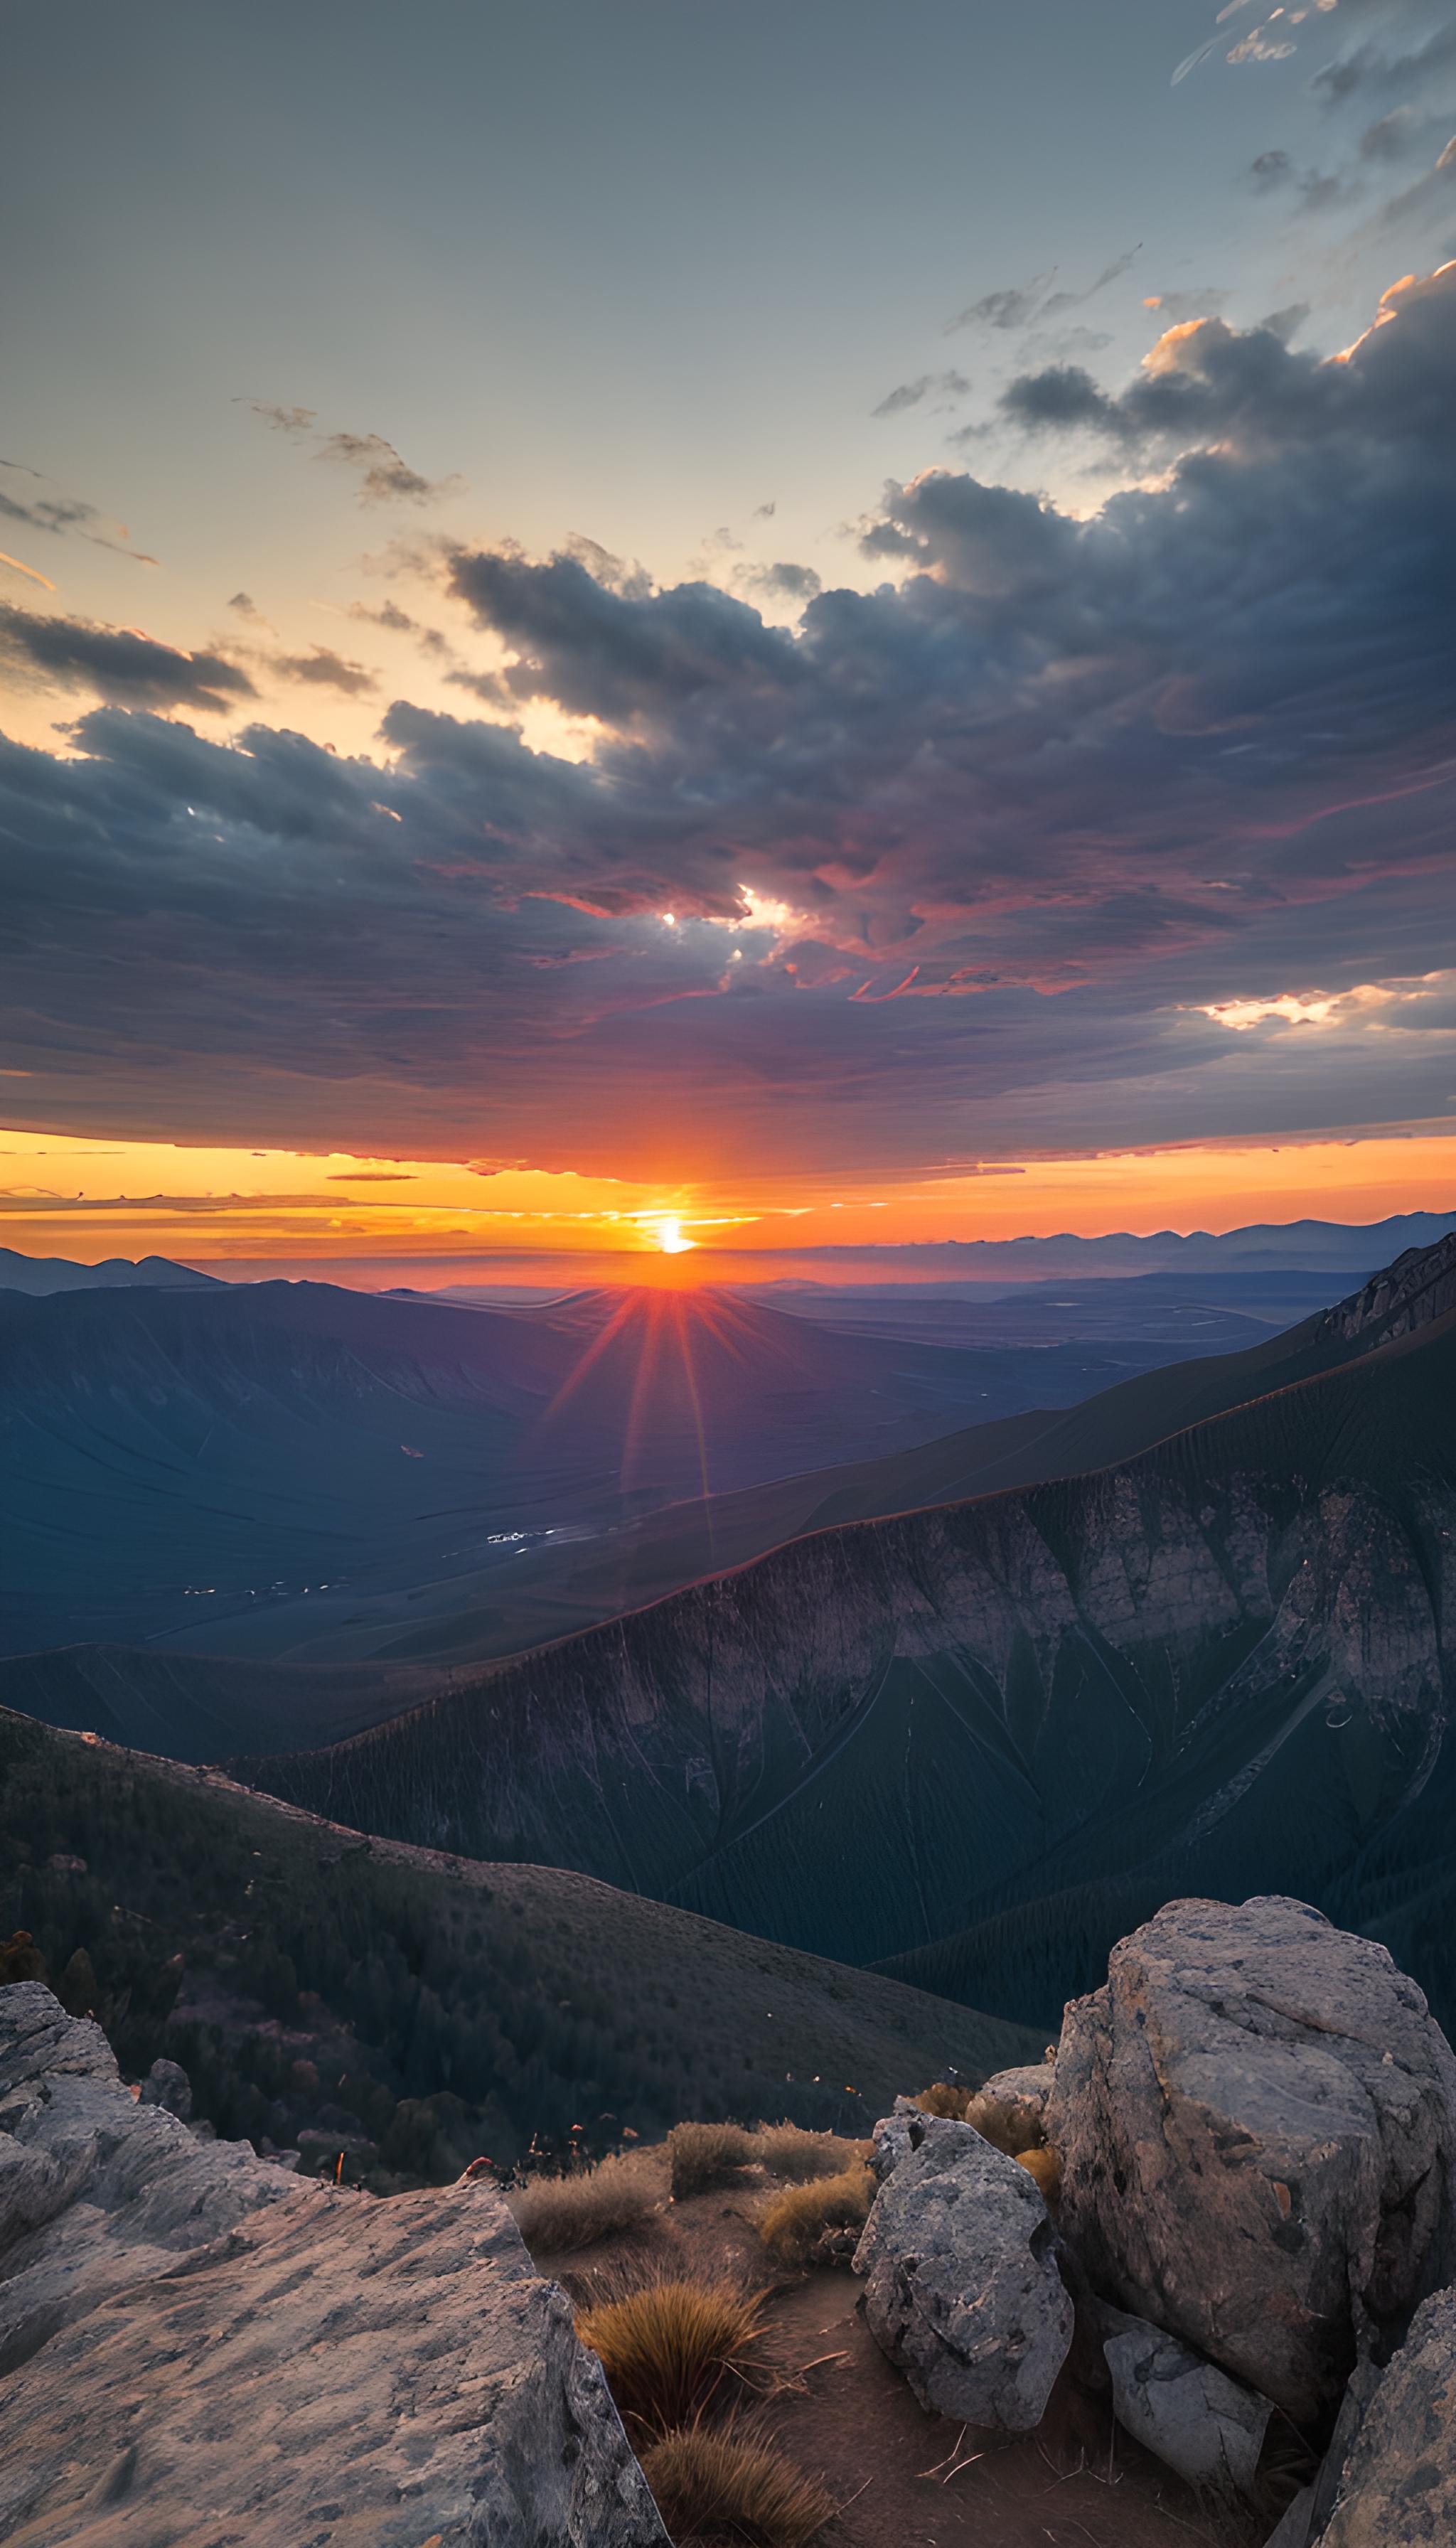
[
  {"xmin": 756, "ymin": 2161, "xmax": 874, "ymax": 2270},
  {"xmin": 911, "ymin": 2081, "xmax": 974, "ymax": 2121},
  {"xmin": 510, "ymin": 2151, "xmax": 659, "ymax": 2252},
  {"xmin": 1015, "ymin": 2145, "xmax": 1061, "ymax": 2204},
  {"xmin": 752, "ymin": 2122, "xmax": 872, "ymax": 2183},
  {"xmin": 576, "ymin": 2276, "xmax": 769, "ymax": 2436},
  {"xmin": 668, "ymin": 2121, "xmax": 757, "ymax": 2199},
  {"xmin": 639, "ymin": 2426, "xmax": 833, "ymax": 2548}
]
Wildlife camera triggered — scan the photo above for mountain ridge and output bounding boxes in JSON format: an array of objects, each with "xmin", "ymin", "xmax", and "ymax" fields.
[{"xmin": 212, "ymin": 1235, "xmax": 1456, "ymax": 2031}]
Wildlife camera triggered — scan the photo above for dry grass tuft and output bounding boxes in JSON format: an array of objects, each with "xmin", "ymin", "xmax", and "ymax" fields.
[
  {"xmin": 911, "ymin": 2080, "xmax": 974, "ymax": 2121},
  {"xmin": 756, "ymin": 2161, "xmax": 874, "ymax": 2270},
  {"xmin": 668, "ymin": 2121, "xmax": 757, "ymax": 2198},
  {"xmin": 911, "ymin": 2079, "xmax": 1046, "ymax": 2157},
  {"xmin": 640, "ymin": 2425, "xmax": 833, "ymax": 2548},
  {"xmin": 752, "ymin": 2122, "xmax": 872, "ymax": 2183},
  {"xmin": 1015, "ymin": 2144, "xmax": 1061, "ymax": 2203},
  {"xmin": 576, "ymin": 2276, "xmax": 769, "ymax": 2436},
  {"xmin": 510, "ymin": 2150, "xmax": 660, "ymax": 2252}
]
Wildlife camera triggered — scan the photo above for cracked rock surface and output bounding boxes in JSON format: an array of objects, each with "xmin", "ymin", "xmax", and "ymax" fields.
[
  {"xmin": 1312, "ymin": 2283, "xmax": 1456, "ymax": 2545},
  {"xmin": 0, "ymin": 1981, "xmax": 666, "ymax": 2547},
  {"xmin": 852, "ymin": 2114, "xmax": 1073, "ymax": 2429},
  {"xmin": 1047, "ymin": 1896, "xmax": 1456, "ymax": 2421}
]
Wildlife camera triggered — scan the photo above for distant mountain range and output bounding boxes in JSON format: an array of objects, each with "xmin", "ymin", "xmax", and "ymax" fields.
[
  {"xmin": 0, "ymin": 1247, "xmax": 220, "ymax": 1295},
  {"xmin": 735, "ymin": 1210, "xmax": 1456, "ymax": 1283},
  {"xmin": 5, "ymin": 1224, "xmax": 1456, "ymax": 2071},
  {"xmin": 0, "ymin": 1275, "xmax": 1270, "ymax": 1660},
  {"xmin": 173, "ymin": 1226, "xmax": 1456, "ymax": 2041}
]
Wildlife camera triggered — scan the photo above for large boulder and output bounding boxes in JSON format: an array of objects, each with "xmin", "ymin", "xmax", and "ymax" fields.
[
  {"xmin": 852, "ymin": 2113, "xmax": 1073, "ymax": 2429},
  {"xmin": 1312, "ymin": 2284, "xmax": 1456, "ymax": 2544},
  {"xmin": 1047, "ymin": 1897, "xmax": 1456, "ymax": 2421},
  {"xmin": 0, "ymin": 1981, "xmax": 667, "ymax": 2545}
]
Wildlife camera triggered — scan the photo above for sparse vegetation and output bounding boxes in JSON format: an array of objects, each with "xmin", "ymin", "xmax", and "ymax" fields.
[
  {"xmin": 756, "ymin": 2161, "xmax": 874, "ymax": 2269},
  {"xmin": 639, "ymin": 2425, "xmax": 833, "ymax": 2548},
  {"xmin": 576, "ymin": 2274, "xmax": 769, "ymax": 2437},
  {"xmin": 911, "ymin": 2078, "xmax": 1047, "ymax": 2156},
  {"xmin": 752, "ymin": 2121, "xmax": 869, "ymax": 2182},
  {"xmin": 510, "ymin": 2149, "xmax": 660, "ymax": 2251},
  {"xmin": 669, "ymin": 2121, "xmax": 757, "ymax": 2198},
  {"xmin": 911, "ymin": 2079, "xmax": 973, "ymax": 2120},
  {"xmin": 1015, "ymin": 2145, "xmax": 1061, "ymax": 2202}
]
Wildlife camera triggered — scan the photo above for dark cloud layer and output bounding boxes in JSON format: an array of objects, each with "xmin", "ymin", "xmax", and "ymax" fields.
[
  {"xmin": 0, "ymin": 606, "xmax": 253, "ymax": 712},
  {"xmin": 2, "ymin": 271, "xmax": 1455, "ymax": 1179}
]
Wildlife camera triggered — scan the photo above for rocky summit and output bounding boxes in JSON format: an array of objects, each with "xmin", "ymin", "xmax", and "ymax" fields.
[{"xmin": 0, "ymin": 1982, "xmax": 665, "ymax": 2547}]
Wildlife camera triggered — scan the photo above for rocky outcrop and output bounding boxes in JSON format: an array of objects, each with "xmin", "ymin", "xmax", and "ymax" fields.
[
  {"xmin": 852, "ymin": 2114, "xmax": 1073, "ymax": 2429},
  {"xmin": 1311, "ymin": 2284, "xmax": 1456, "ymax": 2544},
  {"xmin": 1047, "ymin": 1897, "xmax": 1456, "ymax": 2422},
  {"xmin": 1096, "ymin": 2305, "xmax": 1272, "ymax": 2498},
  {"xmin": 0, "ymin": 1982, "xmax": 666, "ymax": 2546}
]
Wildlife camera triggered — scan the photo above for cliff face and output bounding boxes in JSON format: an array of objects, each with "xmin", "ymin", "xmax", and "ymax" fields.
[{"xmin": 237, "ymin": 1248, "xmax": 1456, "ymax": 2030}]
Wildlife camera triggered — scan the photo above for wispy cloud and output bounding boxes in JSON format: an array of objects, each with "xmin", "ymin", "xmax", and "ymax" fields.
[{"xmin": 872, "ymin": 370, "xmax": 970, "ymax": 418}]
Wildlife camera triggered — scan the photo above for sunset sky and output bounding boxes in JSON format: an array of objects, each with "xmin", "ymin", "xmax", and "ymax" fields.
[{"xmin": 4, "ymin": 0, "xmax": 1455, "ymax": 1274}]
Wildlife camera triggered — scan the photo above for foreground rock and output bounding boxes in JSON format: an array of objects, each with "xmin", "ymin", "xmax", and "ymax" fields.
[
  {"xmin": 853, "ymin": 2114, "xmax": 1073, "ymax": 2429},
  {"xmin": 1096, "ymin": 2305, "xmax": 1272, "ymax": 2498},
  {"xmin": 0, "ymin": 1982, "xmax": 666, "ymax": 2547},
  {"xmin": 1312, "ymin": 2283, "xmax": 1456, "ymax": 2544},
  {"xmin": 1048, "ymin": 1896, "xmax": 1456, "ymax": 2421}
]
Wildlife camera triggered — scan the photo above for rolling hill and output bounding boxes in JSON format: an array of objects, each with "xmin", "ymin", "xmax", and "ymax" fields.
[
  {"xmin": 0, "ymin": 1706, "xmax": 1039, "ymax": 2178},
  {"xmin": 208, "ymin": 1229, "xmax": 1456, "ymax": 2035}
]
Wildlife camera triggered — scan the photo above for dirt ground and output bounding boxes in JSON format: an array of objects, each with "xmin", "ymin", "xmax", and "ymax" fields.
[{"xmin": 539, "ymin": 2165, "xmax": 1246, "ymax": 2548}]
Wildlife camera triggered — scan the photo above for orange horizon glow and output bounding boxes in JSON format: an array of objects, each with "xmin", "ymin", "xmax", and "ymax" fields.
[{"xmin": 1, "ymin": 1122, "xmax": 1454, "ymax": 1280}]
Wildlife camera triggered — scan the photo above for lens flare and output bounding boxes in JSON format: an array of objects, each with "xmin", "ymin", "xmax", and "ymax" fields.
[{"xmin": 651, "ymin": 1215, "xmax": 695, "ymax": 1255}]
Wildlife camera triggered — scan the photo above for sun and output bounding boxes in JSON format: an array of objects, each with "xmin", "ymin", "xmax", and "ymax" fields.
[{"xmin": 649, "ymin": 1214, "xmax": 696, "ymax": 1256}]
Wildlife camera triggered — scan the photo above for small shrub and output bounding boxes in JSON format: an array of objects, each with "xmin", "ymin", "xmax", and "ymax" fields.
[
  {"xmin": 512, "ymin": 2151, "xmax": 658, "ymax": 2252},
  {"xmin": 1015, "ymin": 2145, "xmax": 1061, "ymax": 2204},
  {"xmin": 640, "ymin": 2425, "xmax": 833, "ymax": 2548},
  {"xmin": 757, "ymin": 2162, "xmax": 874, "ymax": 2270},
  {"xmin": 669, "ymin": 2121, "xmax": 756, "ymax": 2198},
  {"xmin": 753, "ymin": 2122, "xmax": 871, "ymax": 2183},
  {"xmin": 911, "ymin": 2081, "xmax": 973, "ymax": 2121},
  {"xmin": 966, "ymin": 2087, "xmax": 1045, "ymax": 2157},
  {"xmin": 576, "ymin": 2276, "xmax": 769, "ymax": 2436}
]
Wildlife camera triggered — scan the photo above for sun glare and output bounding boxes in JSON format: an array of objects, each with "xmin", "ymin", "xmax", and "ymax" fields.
[{"xmin": 651, "ymin": 1214, "xmax": 695, "ymax": 1255}]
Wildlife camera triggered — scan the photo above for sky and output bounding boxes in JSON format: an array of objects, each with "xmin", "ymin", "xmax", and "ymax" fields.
[{"xmin": 3, "ymin": 0, "xmax": 1455, "ymax": 1272}]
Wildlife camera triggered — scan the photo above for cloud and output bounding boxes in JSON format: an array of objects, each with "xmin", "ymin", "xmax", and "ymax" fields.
[
  {"xmin": 316, "ymin": 430, "xmax": 461, "ymax": 508},
  {"xmin": 267, "ymin": 646, "xmax": 378, "ymax": 697},
  {"xmin": 872, "ymin": 370, "xmax": 971, "ymax": 418},
  {"xmin": 736, "ymin": 562, "xmax": 823, "ymax": 609},
  {"xmin": 1248, "ymin": 147, "xmax": 1351, "ymax": 208},
  {"xmin": 228, "ymin": 592, "xmax": 264, "ymax": 621},
  {"xmin": 947, "ymin": 270, "xmax": 1057, "ymax": 333},
  {"xmin": 243, "ymin": 403, "xmax": 462, "ymax": 506},
  {"xmin": 246, "ymin": 403, "xmax": 317, "ymax": 435},
  {"xmin": 1, "ymin": 267, "xmax": 1455, "ymax": 1180},
  {"xmin": 948, "ymin": 252, "xmax": 1140, "ymax": 341},
  {"xmin": 1143, "ymin": 287, "xmax": 1231, "ymax": 323},
  {"xmin": 0, "ymin": 463, "xmax": 156, "ymax": 564},
  {"xmin": 0, "ymin": 605, "xmax": 255, "ymax": 712}
]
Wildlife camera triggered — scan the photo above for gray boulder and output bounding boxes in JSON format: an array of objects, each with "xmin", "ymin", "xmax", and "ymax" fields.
[
  {"xmin": 1312, "ymin": 2283, "xmax": 1456, "ymax": 2544},
  {"xmin": 0, "ymin": 1981, "xmax": 667, "ymax": 2545},
  {"xmin": 869, "ymin": 2094, "xmax": 933, "ymax": 2182},
  {"xmin": 852, "ymin": 2113, "xmax": 1073, "ymax": 2429},
  {"xmin": 1098, "ymin": 2304, "xmax": 1273, "ymax": 2498},
  {"xmin": 1048, "ymin": 1896, "xmax": 1456, "ymax": 2421},
  {"xmin": 136, "ymin": 2055, "xmax": 191, "ymax": 2120}
]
